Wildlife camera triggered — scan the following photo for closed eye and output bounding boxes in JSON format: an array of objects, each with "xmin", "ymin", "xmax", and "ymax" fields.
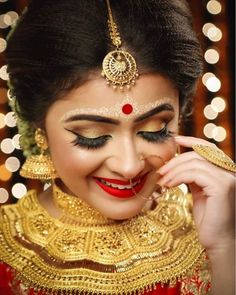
[
  {"xmin": 65, "ymin": 128, "xmax": 111, "ymax": 149},
  {"xmin": 137, "ymin": 126, "xmax": 174, "ymax": 143}
]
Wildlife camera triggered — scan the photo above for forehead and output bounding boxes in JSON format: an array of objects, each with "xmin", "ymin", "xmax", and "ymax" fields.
[
  {"xmin": 60, "ymin": 95, "xmax": 174, "ymax": 122},
  {"xmin": 48, "ymin": 74, "xmax": 179, "ymax": 121}
]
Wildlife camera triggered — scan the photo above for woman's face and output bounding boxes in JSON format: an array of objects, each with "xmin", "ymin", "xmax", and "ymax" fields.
[{"xmin": 45, "ymin": 74, "xmax": 179, "ymax": 219}]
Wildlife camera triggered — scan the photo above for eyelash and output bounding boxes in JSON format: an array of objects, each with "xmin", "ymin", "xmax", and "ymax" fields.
[
  {"xmin": 137, "ymin": 125, "xmax": 174, "ymax": 143},
  {"xmin": 66, "ymin": 125, "xmax": 173, "ymax": 150},
  {"xmin": 70, "ymin": 132, "xmax": 111, "ymax": 150}
]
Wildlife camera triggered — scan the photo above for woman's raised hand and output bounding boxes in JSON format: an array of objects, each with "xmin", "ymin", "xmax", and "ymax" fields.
[{"xmin": 156, "ymin": 135, "xmax": 235, "ymax": 253}]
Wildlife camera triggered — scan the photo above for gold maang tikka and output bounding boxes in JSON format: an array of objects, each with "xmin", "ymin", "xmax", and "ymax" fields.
[
  {"xmin": 102, "ymin": 0, "xmax": 139, "ymax": 90},
  {"xmin": 20, "ymin": 128, "xmax": 57, "ymax": 180}
]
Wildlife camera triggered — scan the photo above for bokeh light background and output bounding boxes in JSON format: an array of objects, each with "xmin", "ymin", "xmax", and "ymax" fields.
[{"xmin": 0, "ymin": 0, "xmax": 235, "ymax": 204}]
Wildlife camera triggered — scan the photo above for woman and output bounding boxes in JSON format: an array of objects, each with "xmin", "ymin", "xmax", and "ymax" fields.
[{"xmin": 0, "ymin": 0, "xmax": 235, "ymax": 294}]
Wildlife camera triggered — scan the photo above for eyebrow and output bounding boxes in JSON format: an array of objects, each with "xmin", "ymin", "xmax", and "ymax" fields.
[
  {"xmin": 63, "ymin": 103, "xmax": 174, "ymax": 125},
  {"xmin": 134, "ymin": 103, "xmax": 174, "ymax": 122},
  {"xmin": 64, "ymin": 114, "xmax": 120, "ymax": 125}
]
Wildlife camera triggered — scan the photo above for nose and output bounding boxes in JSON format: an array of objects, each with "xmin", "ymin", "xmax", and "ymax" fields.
[{"xmin": 106, "ymin": 138, "xmax": 145, "ymax": 179}]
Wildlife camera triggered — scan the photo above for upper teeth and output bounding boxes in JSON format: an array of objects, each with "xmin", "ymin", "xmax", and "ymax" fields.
[{"xmin": 100, "ymin": 179, "xmax": 140, "ymax": 190}]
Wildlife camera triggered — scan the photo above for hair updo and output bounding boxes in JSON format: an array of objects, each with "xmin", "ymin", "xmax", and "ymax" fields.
[{"xmin": 6, "ymin": 0, "xmax": 202, "ymax": 125}]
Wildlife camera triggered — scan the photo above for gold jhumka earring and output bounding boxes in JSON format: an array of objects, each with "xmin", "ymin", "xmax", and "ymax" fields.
[
  {"xmin": 20, "ymin": 128, "xmax": 57, "ymax": 180},
  {"xmin": 102, "ymin": 0, "xmax": 139, "ymax": 90}
]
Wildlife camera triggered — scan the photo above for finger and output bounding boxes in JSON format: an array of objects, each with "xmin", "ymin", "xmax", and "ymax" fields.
[
  {"xmin": 158, "ymin": 151, "xmax": 204, "ymax": 174},
  {"xmin": 174, "ymin": 135, "xmax": 216, "ymax": 149},
  {"xmin": 158, "ymin": 158, "xmax": 223, "ymax": 187},
  {"xmin": 158, "ymin": 168, "xmax": 223, "ymax": 194}
]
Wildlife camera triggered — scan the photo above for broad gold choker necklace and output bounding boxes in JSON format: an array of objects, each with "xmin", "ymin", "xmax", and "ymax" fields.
[
  {"xmin": 52, "ymin": 182, "xmax": 112, "ymax": 225},
  {"xmin": 0, "ymin": 184, "xmax": 207, "ymax": 294}
]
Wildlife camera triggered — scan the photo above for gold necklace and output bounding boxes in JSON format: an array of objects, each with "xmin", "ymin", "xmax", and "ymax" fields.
[
  {"xmin": 0, "ymin": 185, "xmax": 208, "ymax": 294},
  {"xmin": 52, "ymin": 183, "xmax": 113, "ymax": 225}
]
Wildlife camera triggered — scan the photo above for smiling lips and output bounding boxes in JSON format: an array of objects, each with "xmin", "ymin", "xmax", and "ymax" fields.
[{"xmin": 94, "ymin": 174, "xmax": 148, "ymax": 198}]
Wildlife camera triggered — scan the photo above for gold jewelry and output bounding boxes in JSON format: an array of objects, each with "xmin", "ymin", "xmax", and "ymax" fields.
[
  {"xmin": 20, "ymin": 128, "xmax": 57, "ymax": 180},
  {"xmin": 192, "ymin": 144, "xmax": 236, "ymax": 173},
  {"xmin": 129, "ymin": 154, "xmax": 165, "ymax": 201},
  {"xmin": 101, "ymin": 0, "xmax": 139, "ymax": 90},
  {"xmin": 129, "ymin": 176, "xmax": 166, "ymax": 201},
  {"xmin": 137, "ymin": 185, "xmax": 167, "ymax": 201},
  {"xmin": 53, "ymin": 182, "xmax": 110, "ymax": 225},
  {"xmin": 0, "ymin": 184, "xmax": 209, "ymax": 294}
]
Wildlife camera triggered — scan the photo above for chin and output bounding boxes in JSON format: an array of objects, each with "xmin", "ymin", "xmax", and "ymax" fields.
[{"xmin": 99, "ymin": 203, "xmax": 144, "ymax": 220}]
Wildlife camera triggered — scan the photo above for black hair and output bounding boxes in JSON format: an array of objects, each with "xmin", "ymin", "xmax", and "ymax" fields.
[{"xmin": 6, "ymin": 0, "xmax": 203, "ymax": 124}]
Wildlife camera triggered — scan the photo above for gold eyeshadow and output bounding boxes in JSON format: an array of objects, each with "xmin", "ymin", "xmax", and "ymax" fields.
[
  {"xmin": 76, "ymin": 130, "xmax": 105, "ymax": 138},
  {"xmin": 64, "ymin": 124, "xmax": 112, "ymax": 138},
  {"xmin": 138, "ymin": 121, "xmax": 165, "ymax": 132}
]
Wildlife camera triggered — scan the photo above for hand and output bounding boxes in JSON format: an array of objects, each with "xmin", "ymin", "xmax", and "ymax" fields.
[{"xmin": 156, "ymin": 135, "xmax": 235, "ymax": 253}]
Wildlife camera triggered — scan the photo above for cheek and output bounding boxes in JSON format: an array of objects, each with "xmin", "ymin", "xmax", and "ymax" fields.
[
  {"xmin": 142, "ymin": 138, "xmax": 177, "ymax": 168},
  {"xmin": 48, "ymin": 137, "xmax": 102, "ymax": 177},
  {"xmin": 162, "ymin": 139, "xmax": 177, "ymax": 160}
]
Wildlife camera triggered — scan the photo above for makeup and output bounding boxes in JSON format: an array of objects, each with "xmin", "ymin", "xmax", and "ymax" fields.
[
  {"xmin": 94, "ymin": 173, "xmax": 148, "ymax": 198},
  {"xmin": 60, "ymin": 95, "xmax": 174, "ymax": 122}
]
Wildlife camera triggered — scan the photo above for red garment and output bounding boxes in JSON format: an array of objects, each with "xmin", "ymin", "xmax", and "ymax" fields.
[
  {"xmin": 0, "ymin": 262, "xmax": 180, "ymax": 295},
  {"xmin": 0, "ymin": 263, "xmax": 43, "ymax": 295},
  {"xmin": 0, "ymin": 262, "xmax": 210, "ymax": 295},
  {"xmin": 0, "ymin": 262, "xmax": 13, "ymax": 295}
]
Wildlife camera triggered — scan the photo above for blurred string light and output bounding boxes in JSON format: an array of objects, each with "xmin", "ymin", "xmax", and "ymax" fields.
[
  {"xmin": 0, "ymin": 3, "xmax": 21, "ymax": 204},
  {"xmin": 0, "ymin": 65, "xmax": 9, "ymax": 80},
  {"xmin": 203, "ymin": 123, "xmax": 227, "ymax": 142},
  {"xmin": 0, "ymin": 164, "xmax": 12, "ymax": 181},
  {"xmin": 206, "ymin": 0, "xmax": 222, "ymax": 15},
  {"xmin": 202, "ymin": 1, "xmax": 227, "ymax": 143},
  {"xmin": 201, "ymin": 72, "xmax": 221, "ymax": 92},
  {"xmin": 5, "ymin": 111, "xmax": 17, "ymax": 127},
  {"xmin": 211, "ymin": 96, "xmax": 226, "ymax": 112},
  {"xmin": 1, "ymin": 138, "xmax": 15, "ymax": 154},
  {"xmin": 0, "ymin": 11, "xmax": 19, "ymax": 29},
  {"xmin": 202, "ymin": 22, "xmax": 222, "ymax": 42},
  {"xmin": 0, "ymin": 38, "xmax": 7, "ymax": 53},
  {"xmin": 205, "ymin": 76, "xmax": 221, "ymax": 92},
  {"xmin": 5, "ymin": 156, "xmax": 21, "ymax": 172},
  {"xmin": 204, "ymin": 48, "xmax": 220, "ymax": 64},
  {"xmin": 0, "ymin": 188, "xmax": 9, "ymax": 204},
  {"xmin": 11, "ymin": 183, "xmax": 27, "ymax": 199}
]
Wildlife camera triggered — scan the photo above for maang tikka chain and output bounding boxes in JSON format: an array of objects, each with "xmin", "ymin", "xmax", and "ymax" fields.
[{"xmin": 102, "ymin": 0, "xmax": 139, "ymax": 90}]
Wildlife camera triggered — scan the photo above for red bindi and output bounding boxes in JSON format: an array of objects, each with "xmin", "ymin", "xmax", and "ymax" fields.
[{"xmin": 122, "ymin": 104, "xmax": 133, "ymax": 115}]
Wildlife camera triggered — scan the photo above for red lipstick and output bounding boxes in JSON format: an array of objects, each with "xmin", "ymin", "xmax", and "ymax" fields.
[{"xmin": 94, "ymin": 173, "xmax": 148, "ymax": 199}]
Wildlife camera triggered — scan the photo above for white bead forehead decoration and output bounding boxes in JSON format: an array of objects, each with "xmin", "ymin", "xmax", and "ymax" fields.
[{"xmin": 60, "ymin": 95, "xmax": 173, "ymax": 122}]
